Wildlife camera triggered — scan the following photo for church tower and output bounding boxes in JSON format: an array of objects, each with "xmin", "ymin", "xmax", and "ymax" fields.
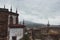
[
  {"xmin": 0, "ymin": 8, "xmax": 9, "ymax": 40},
  {"xmin": 47, "ymin": 20, "xmax": 50, "ymax": 27},
  {"xmin": 8, "ymin": 7, "xmax": 19, "ymax": 26},
  {"xmin": 47, "ymin": 20, "xmax": 50, "ymax": 33},
  {"xmin": 0, "ymin": 5, "xmax": 19, "ymax": 40}
]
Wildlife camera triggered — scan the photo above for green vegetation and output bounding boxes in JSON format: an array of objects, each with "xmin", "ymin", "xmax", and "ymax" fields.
[{"xmin": 20, "ymin": 33, "xmax": 30, "ymax": 40}]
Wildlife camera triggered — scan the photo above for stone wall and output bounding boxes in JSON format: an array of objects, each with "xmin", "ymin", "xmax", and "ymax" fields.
[{"xmin": 0, "ymin": 12, "xmax": 8, "ymax": 40}]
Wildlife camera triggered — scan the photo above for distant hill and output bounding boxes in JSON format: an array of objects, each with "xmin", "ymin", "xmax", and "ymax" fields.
[
  {"xmin": 20, "ymin": 20, "xmax": 60, "ymax": 28},
  {"xmin": 20, "ymin": 21, "xmax": 46, "ymax": 28}
]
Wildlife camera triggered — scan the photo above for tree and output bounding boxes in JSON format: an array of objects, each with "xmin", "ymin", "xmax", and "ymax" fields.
[{"xmin": 20, "ymin": 33, "xmax": 30, "ymax": 40}]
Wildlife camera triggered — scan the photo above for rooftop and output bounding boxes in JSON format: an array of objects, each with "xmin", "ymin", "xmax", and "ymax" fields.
[{"xmin": 0, "ymin": 8, "xmax": 8, "ymax": 12}]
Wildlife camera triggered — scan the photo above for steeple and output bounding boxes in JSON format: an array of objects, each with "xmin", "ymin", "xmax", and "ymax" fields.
[
  {"xmin": 4, "ymin": 5, "xmax": 5, "ymax": 9},
  {"xmin": 16, "ymin": 8, "xmax": 18, "ymax": 13},
  {"xmin": 47, "ymin": 20, "xmax": 50, "ymax": 37},
  {"xmin": 23, "ymin": 19, "xmax": 24, "ymax": 25},
  {"xmin": 10, "ymin": 6, "xmax": 12, "ymax": 12},
  {"xmin": 47, "ymin": 20, "xmax": 50, "ymax": 27}
]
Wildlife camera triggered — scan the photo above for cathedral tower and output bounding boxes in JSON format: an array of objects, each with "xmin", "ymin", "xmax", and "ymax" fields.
[{"xmin": 0, "ymin": 8, "xmax": 9, "ymax": 40}]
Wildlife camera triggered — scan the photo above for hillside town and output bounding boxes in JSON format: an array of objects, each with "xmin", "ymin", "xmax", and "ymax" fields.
[{"xmin": 0, "ymin": 6, "xmax": 60, "ymax": 40}]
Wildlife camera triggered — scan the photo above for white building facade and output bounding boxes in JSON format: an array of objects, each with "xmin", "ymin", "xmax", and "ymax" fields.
[
  {"xmin": 9, "ymin": 28, "xmax": 23, "ymax": 40},
  {"xmin": 9, "ymin": 25, "xmax": 25, "ymax": 40}
]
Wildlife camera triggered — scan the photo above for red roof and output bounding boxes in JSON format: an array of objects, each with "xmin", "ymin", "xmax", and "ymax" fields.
[{"xmin": 9, "ymin": 24, "xmax": 25, "ymax": 28}]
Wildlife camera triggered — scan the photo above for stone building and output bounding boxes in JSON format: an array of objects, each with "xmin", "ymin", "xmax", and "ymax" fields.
[
  {"xmin": 8, "ymin": 7, "xmax": 26, "ymax": 40},
  {"xmin": 28, "ymin": 21, "xmax": 60, "ymax": 40},
  {"xmin": 9, "ymin": 24, "xmax": 25, "ymax": 40},
  {"xmin": 0, "ymin": 7, "xmax": 9, "ymax": 40},
  {"xmin": 0, "ymin": 6, "xmax": 25, "ymax": 40},
  {"xmin": 28, "ymin": 27, "xmax": 60, "ymax": 40}
]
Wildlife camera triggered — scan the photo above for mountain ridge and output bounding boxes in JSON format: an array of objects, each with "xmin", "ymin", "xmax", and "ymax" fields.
[{"xmin": 20, "ymin": 20, "xmax": 60, "ymax": 28}]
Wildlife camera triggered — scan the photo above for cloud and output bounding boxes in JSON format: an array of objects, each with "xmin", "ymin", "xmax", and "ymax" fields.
[{"xmin": 0, "ymin": 0, "xmax": 60, "ymax": 25}]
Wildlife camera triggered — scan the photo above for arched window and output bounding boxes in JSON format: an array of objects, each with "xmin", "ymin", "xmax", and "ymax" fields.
[{"xmin": 10, "ymin": 16, "xmax": 13, "ymax": 25}]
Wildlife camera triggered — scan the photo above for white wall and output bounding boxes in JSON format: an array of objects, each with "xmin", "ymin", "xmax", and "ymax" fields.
[
  {"xmin": 9, "ymin": 28, "xmax": 24, "ymax": 40},
  {"xmin": 12, "ymin": 15, "xmax": 16, "ymax": 24}
]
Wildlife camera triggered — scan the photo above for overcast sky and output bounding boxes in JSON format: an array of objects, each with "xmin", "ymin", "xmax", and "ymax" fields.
[{"xmin": 0, "ymin": 0, "xmax": 60, "ymax": 25}]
